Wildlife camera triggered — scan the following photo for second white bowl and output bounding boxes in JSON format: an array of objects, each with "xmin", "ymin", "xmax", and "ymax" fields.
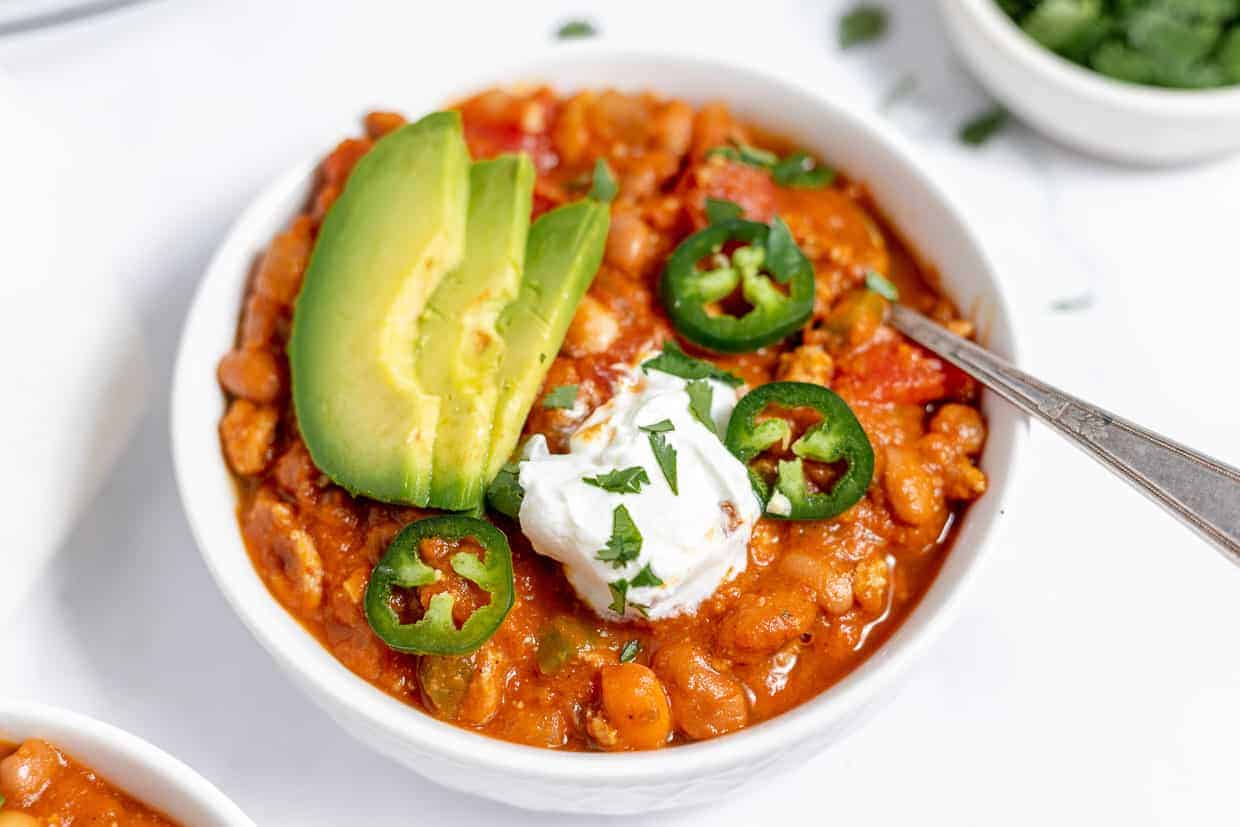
[
  {"xmin": 940, "ymin": 0, "xmax": 1240, "ymax": 165},
  {"xmin": 0, "ymin": 701, "xmax": 252, "ymax": 826}
]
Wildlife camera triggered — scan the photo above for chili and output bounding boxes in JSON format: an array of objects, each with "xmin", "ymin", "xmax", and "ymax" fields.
[
  {"xmin": 660, "ymin": 218, "xmax": 813, "ymax": 353},
  {"xmin": 725, "ymin": 381, "xmax": 874, "ymax": 520},
  {"xmin": 364, "ymin": 515, "xmax": 515, "ymax": 655}
]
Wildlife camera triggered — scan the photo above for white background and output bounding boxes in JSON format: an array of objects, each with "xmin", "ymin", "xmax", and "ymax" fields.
[{"xmin": 2, "ymin": 1, "xmax": 1238, "ymax": 824}]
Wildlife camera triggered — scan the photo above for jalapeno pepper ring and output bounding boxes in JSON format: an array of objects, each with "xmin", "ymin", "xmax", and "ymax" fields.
[
  {"xmin": 364, "ymin": 515, "xmax": 514, "ymax": 655},
  {"xmin": 725, "ymin": 381, "xmax": 874, "ymax": 521},
  {"xmin": 660, "ymin": 218, "xmax": 814, "ymax": 353}
]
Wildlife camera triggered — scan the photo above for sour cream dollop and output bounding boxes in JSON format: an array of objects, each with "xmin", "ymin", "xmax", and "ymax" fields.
[{"xmin": 517, "ymin": 359, "xmax": 761, "ymax": 621}]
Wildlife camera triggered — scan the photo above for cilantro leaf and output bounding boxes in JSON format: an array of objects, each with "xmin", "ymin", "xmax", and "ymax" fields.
[
  {"xmin": 641, "ymin": 424, "xmax": 678, "ymax": 495},
  {"xmin": 705, "ymin": 196, "xmax": 744, "ymax": 225},
  {"xmin": 542, "ymin": 384, "xmax": 578, "ymax": 409},
  {"xmin": 864, "ymin": 270, "xmax": 899, "ymax": 300},
  {"xmin": 642, "ymin": 341, "xmax": 743, "ymax": 387},
  {"xmin": 589, "ymin": 158, "xmax": 618, "ymax": 203},
  {"xmin": 583, "ymin": 466, "xmax": 650, "ymax": 494},
  {"xmin": 596, "ymin": 504, "xmax": 642, "ymax": 568},
  {"xmin": 629, "ymin": 563, "xmax": 664, "ymax": 588},
  {"xmin": 770, "ymin": 151, "xmax": 835, "ymax": 189},
  {"xmin": 608, "ymin": 579, "xmax": 629, "ymax": 614},
  {"xmin": 764, "ymin": 215, "xmax": 811, "ymax": 285},
  {"xmin": 686, "ymin": 379, "xmax": 717, "ymax": 436},
  {"xmin": 619, "ymin": 639, "xmax": 641, "ymax": 662},
  {"xmin": 839, "ymin": 5, "xmax": 888, "ymax": 48},
  {"xmin": 959, "ymin": 107, "xmax": 1008, "ymax": 146},
  {"xmin": 485, "ymin": 462, "xmax": 524, "ymax": 518},
  {"xmin": 555, "ymin": 19, "xmax": 597, "ymax": 39}
]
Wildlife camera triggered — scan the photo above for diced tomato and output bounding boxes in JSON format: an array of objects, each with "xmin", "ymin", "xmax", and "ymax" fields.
[
  {"xmin": 679, "ymin": 159, "xmax": 777, "ymax": 228},
  {"xmin": 462, "ymin": 120, "xmax": 558, "ymax": 172},
  {"xmin": 834, "ymin": 330, "xmax": 948, "ymax": 405}
]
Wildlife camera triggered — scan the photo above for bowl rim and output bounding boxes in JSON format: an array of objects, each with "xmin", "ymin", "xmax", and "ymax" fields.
[
  {"xmin": 0, "ymin": 700, "xmax": 253, "ymax": 825},
  {"xmin": 949, "ymin": 0, "xmax": 1240, "ymax": 111},
  {"xmin": 172, "ymin": 41, "xmax": 1027, "ymax": 783}
]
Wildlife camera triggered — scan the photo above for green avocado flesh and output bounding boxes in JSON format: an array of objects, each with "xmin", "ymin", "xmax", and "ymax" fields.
[
  {"xmin": 484, "ymin": 199, "xmax": 610, "ymax": 481},
  {"xmin": 417, "ymin": 154, "xmax": 535, "ymax": 510},
  {"xmin": 290, "ymin": 111, "xmax": 471, "ymax": 505}
]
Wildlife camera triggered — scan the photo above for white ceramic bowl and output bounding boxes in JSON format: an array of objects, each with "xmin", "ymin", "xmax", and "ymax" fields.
[
  {"xmin": 940, "ymin": 0, "xmax": 1240, "ymax": 165},
  {"xmin": 0, "ymin": 701, "xmax": 252, "ymax": 825},
  {"xmin": 172, "ymin": 44, "xmax": 1026, "ymax": 815}
]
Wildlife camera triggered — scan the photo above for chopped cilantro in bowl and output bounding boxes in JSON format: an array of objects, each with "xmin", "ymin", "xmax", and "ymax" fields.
[{"xmin": 998, "ymin": 0, "xmax": 1240, "ymax": 89}]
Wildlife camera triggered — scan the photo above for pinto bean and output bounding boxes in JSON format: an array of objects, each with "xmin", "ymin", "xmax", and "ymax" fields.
[
  {"xmin": 852, "ymin": 553, "xmax": 891, "ymax": 615},
  {"xmin": 652, "ymin": 641, "xmax": 748, "ymax": 740},
  {"xmin": 563, "ymin": 294, "xmax": 620, "ymax": 357},
  {"xmin": 591, "ymin": 663, "xmax": 672, "ymax": 751},
  {"xmin": 604, "ymin": 210, "xmax": 658, "ymax": 275},
  {"xmin": 929, "ymin": 403, "xmax": 986, "ymax": 455},
  {"xmin": 779, "ymin": 551, "xmax": 854, "ymax": 616},
  {"xmin": 218, "ymin": 347, "xmax": 283, "ymax": 403},
  {"xmin": 253, "ymin": 216, "xmax": 313, "ymax": 305},
  {"xmin": 219, "ymin": 399, "xmax": 278, "ymax": 476},
  {"xmin": 883, "ymin": 445, "xmax": 940, "ymax": 526},
  {"xmin": 244, "ymin": 490, "xmax": 324, "ymax": 612},
  {"xmin": 364, "ymin": 110, "xmax": 406, "ymax": 138},
  {"xmin": 717, "ymin": 591, "xmax": 817, "ymax": 659},
  {"xmin": 0, "ymin": 740, "xmax": 60, "ymax": 807},
  {"xmin": 653, "ymin": 101, "xmax": 694, "ymax": 158}
]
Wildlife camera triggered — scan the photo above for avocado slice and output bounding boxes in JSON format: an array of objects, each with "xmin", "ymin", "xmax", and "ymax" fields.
[
  {"xmin": 484, "ymin": 199, "xmax": 610, "ymax": 481},
  {"xmin": 290, "ymin": 111, "xmax": 470, "ymax": 505},
  {"xmin": 417, "ymin": 154, "xmax": 535, "ymax": 511}
]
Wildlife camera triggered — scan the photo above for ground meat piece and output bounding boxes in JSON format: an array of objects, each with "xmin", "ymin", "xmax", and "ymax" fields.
[{"xmin": 776, "ymin": 344, "xmax": 835, "ymax": 386}]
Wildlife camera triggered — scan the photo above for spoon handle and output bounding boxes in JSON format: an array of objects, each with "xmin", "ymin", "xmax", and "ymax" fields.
[{"xmin": 889, "ymin": 304, "xmax": 1240, "ymax": 564}]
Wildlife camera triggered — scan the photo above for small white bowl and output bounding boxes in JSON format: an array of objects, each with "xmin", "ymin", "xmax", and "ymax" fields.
[
  {"xmin": 172, "ymin": 44, "xmax": 1026, "ymax": 814},
  {"xmin": 940, "ymin": 0, "xmax": 1240, "ymax": 165},
  {"xmin": 0, "ymin": 701, "xmax": 253, "ymax": 825}
]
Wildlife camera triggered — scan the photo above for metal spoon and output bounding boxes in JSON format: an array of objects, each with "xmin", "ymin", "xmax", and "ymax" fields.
[{"xmin": 889, "ymin": 304, "xmax": 1240, "ymax": 565}]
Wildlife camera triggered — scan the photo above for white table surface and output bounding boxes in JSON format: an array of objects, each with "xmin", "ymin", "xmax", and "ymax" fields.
[{"xmin": 2, "ymin": 1, "xmax": 1238, "ymax": 824}]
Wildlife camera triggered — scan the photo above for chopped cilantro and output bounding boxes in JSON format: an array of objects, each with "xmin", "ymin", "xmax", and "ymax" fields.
[
  {"xmin": 589, "ymin": 158, "xmax": 618, "ymax": 203},
  {"xmin": 864, "ymin": 270, "xmax": 900, "ymax": 300},
  {"xmin": 770, "ymin": 151, "xmax": 835, "ymax": 188},
  {"xmin": 607, "ymin": 579, "xmax": 630, "ymax": 614},
  {"xmin": 640, "ymin": 422, "xmax": 679, "ymax": 494},
  {"xmin": 629, "ymin": 563, "xmax": 664, "ymax": 588},
  {"xmin": 596, "ymin": 504, "xmax": 642, "ymax": 568},
  {"xmin": 583, "ymin": 466, "xmax": 650, "ymax": 494},
  {"xmin": 764, "ymin": 215, "xmax": 808, "ymax": 285},
  {"xmin": 705, "ymin": 196, "xmax": 744, "ymax": 224},
  {"xmin": 619, "ymin": 639, "xmax": 642, "ymax": 662},
  {"xmin": 555, "ymin": 19, "xmax": 597, "ymax": 39},
  {"xmin": 542, "ymin": 384, "xmax": 578, "ymax": 409},
  {"xmin": 840, "ymin": 5, "xmax": 888, "ymax": 48},
  {"xmin": 959, "ymin": 106, "xmax": 1009, "ymax": 146},
  {"xmin": 642, "ymin": 341, "xmax": 743, "ymax": 387},
  {"xmin": 686, "ymin": 379, "xmax": 717, "ymax": 436},
  {"xmin": 485, "ymin": 461, "xmax": 524, "ymax": 518},
  {"xmin": 707, "ymin": 143, "xmax": 833, "ymax": 190}
]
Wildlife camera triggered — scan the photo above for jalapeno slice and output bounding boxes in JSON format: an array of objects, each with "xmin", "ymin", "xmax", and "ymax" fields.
[
  {"xmin": 725, "ymin": 381, "xmax": 874, "ymax": 521},
  {"xmin": 364, "ymin": 515, "xmax": 514, "ymax": 655},
  {"xmin": 660, "ymin": 218, "xmax": 814, "ymax": 353}
]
